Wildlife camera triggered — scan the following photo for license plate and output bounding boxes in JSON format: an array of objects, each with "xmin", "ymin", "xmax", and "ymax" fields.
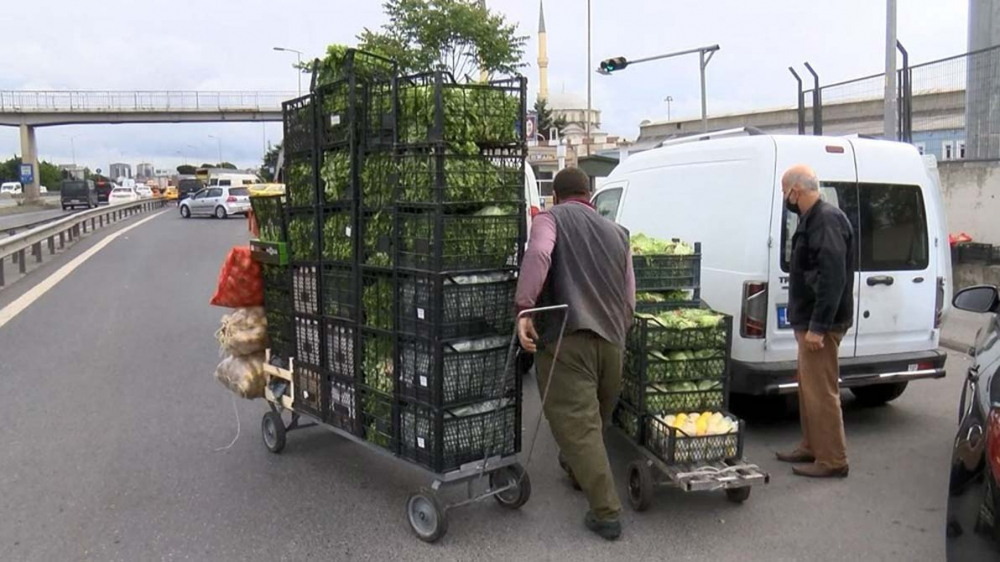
[{"xmin": 777, "ymin": 305, "xmax": 791, "ymax": 329}]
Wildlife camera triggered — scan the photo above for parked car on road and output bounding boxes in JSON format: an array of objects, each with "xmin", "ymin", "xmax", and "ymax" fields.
[
  {"xmin": 108, "ymin": 186, "xmax": 140, "ymax": 205},
  {"xmin": 1, "ymin": 181, "xmax": 23, "ymax": 195},
  {"xmin": 135, "ymin": 186, "xmax": 154, "ymax": 199},
  {"xmin": 947, "ymin": 284, "xmax": 1000, "ymax": 559},
  {"xmin": 60, "ymin": 180, "xmax": 98, "ymax": 209},
  {"xmin": 179, "ymin": 186, "xmax": 250, "ymax": 219},
  {"xmin": 594, "ymin": 131, "xmax": 951, "ymax": 403}
]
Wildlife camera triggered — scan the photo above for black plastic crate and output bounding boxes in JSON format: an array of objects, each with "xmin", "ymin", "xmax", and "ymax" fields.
[
  {"xmin": 360, "ymin": 151, "xmax": 396, "ymax": 211},
  {"xmin": 285, "ymin": 153, "xmax": 318, "ymax": 208},
  {"xmin": 957, "ymin": 242, "xmax": 992, "ymax": 263},
  {"xmin": 632, "ymin": 245, "xmax": 701, "ymax": 292},
  {"xmin": 398, "ymin": 396, "xmax": 520, "ymax": 473},
  {"xmin": 620, "ymin": 375, "xmax": 724, "ymax": 415},
  {"xmin": 293, "ymin": 363, "xmax": 324, "ymax": 420},
  {"xmin": 361, "ymin": 268, "xmax": 395, "ymax": 331},
  {"xmin": 397, "ymin": 270, "xmax": 517, "ymax": 340},
  {"xmin": 361, "ymin": 210, "xmax": 393, "ymax": 267},
  {"xmin": 327, "ymin": 375, "xmax": 359, "ymax": 434},
  {"xmin": 613, "ymin": 402, "xmax": 642, "ymax": 442},
  {"xmin": 397, "ymin": 72, "xmax": 526, "ymax": 149},
  {"xmin": 396, "ymin": 207, "xmax": 524, "ymax": 272},
  {"xmin": 324, "ymin": 317, "xmax": 357, "ymax": 380},
  {"xmin": 396, "ymin": 148, "xmax": 525, "ymax": 206},
  {"xmin": 318, "ymin": 148, "xmax": 354, "ymax": 204},
  {"xmin": 362, "ymin": 78, "xmax": 396, "ymax": 149},
  {"xmin": 291, "ymin": 265, "xmax": 320, "ymax": 315},
  {"xmin": 322, "ymin": 264, "xmax": 357, "ymax": 320},
  {"xmin": 294, "ymin": 314, "xmax": 323, "ymax": 367},
  {"xmin": 398, "ymin": 334, "xmax": 515, "ymax": 407},
  {"xmin": 250, "ymin": 194, "xmax": 287, "ymax": 243},
  {"xmin": 316, "ymin": 79, "xmax": 360, "ymax": 149},
  {"xmin": 287, "ymin": 209, "xmax": 320, "ymax": 262},
  {"xmin": 282, "ymin": 94, "xmax": 316, "ymax": 156},
  {"xmin": 321, "ymin": 206, "xmax": 355, "ymax": 263},
  {"xmin": 262, "ymin": 265, "xmax": 294, "ymax": 366},
  {"xmin": 625, "ymin": 347, "xmax": 727, "ymax": 385},
  {"xmin": 360, "ymin": 329, "xmax": 395, "ymax": 394},
  {"xmin": 644, "ymin": 414, "xmax": 744, "ymax": 465},
  {"xmin": 628, "ymin": 313, "xmax": 731, "ymax": 352},
  {"xmin": 358, "ymin": 383, "xmax": 396, "ymax": 452}
]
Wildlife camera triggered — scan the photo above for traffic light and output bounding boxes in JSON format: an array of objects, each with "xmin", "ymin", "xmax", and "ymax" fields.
[{"xmin": 599, "ymin": 57, "xmax": 629, "ymax": 74}]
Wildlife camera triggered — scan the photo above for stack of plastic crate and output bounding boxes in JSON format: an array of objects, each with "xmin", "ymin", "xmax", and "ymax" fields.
[
  {"xmin": 391, "ymin": 72, "xmax": 528, "ymax": 472},
  {"xmin": 613, "ymin": 244, "xmax": 745, "ymax": 465}
]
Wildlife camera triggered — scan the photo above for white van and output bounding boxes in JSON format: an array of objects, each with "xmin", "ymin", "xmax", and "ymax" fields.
[
  {"xmin": 208, "ymin": 172, "xmax": 261, "ymax": 187},
  {"xmin": 593, "ymin": 130, "xmax": 949, "ymax": 404}
]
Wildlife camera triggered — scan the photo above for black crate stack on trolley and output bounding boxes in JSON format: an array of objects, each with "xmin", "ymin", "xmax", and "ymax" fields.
[
  {"xmin": 613, "ymin": 244, "xmax": 745, "ymax": 466},
  {"xmin": 252, "ymin": 51, "xmax": 529, "ymax": 474}
]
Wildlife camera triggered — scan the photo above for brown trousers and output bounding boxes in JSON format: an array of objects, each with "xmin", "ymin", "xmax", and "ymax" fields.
[
  {"xmin": 536, "ymin": 331, "xmax": 623, "ymax": 520},
  {"xmin": 794, "ymin": 330, "xmax": 849, "ymax": 469}
]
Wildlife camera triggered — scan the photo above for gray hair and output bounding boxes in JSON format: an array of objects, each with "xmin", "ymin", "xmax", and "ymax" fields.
[{"xmin": 782, "ymin": 166, "xmax": 820, "ymax": 192}]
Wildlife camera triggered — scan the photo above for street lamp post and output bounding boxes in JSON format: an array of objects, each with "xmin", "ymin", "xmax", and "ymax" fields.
[
  {"xmin": 664, "ymin": 96, "xmax": 673, "ymax": 121},
  {"xmin": 274, "ymin": 46, "xmax": 304, "ymax": 97},
  {"xmin": 207, "ymin": 135, "xmax": 222, "ymax": 164},
  {"xmin": 598, "ymin": 45, "xmax": 720, "ymax": 133}
]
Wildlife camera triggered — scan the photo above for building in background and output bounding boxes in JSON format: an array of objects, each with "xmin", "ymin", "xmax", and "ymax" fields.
[
  {"xmin": 136, "ymin": 162, "xmax": 154, "ymax": 179},
  {"xmin": 109, "ymin": 162, "xmax": 132, "ymax": 181}
]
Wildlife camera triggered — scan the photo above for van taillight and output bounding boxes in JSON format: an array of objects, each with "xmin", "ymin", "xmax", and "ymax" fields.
[
  {"xmin": 741, "ymin": 281, "xmax": 768, "ymax": 338},
  {"xmin": 935, "ymin": 277, "xmax": 945, "ymax": 328}
]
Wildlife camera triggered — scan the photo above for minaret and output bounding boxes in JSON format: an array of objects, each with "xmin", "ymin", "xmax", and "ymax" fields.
[
  {"xmin": 537, "ymin": 0, "xmax": 549, "ymax": 101},
  {"xmin": 479, "ymin": 0, "xmax": 489, "ymax": 82}
]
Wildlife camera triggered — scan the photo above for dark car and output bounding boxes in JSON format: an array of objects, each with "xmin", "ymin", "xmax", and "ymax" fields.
[
  {"xmin": 177, "ymin": 178, "xmax": 204, "ymax": 203},
  {"xmin": 947, "ymin": 285, "xmax": 1000, "ymax": 560},
  {"xmin": 60, "ymin": 180, "xmax": 98, "ymax": 210},
  {"xmin": 94, "ymin": 179, "xmax": 113, "ymax": 203}
]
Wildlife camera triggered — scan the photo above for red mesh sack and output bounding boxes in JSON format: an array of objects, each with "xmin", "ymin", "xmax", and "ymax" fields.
[{"xmin": 210, "ymin": 246, "xmax": 264, "ymax": 308}]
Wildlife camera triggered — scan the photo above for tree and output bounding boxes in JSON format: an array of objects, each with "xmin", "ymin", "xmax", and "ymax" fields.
[
  {"xmin": 356, "ymin": 0, "xmax": 527, "ymax": 80},
  {"xmin": 259, "ymin": 142, "xmax": 282, "ymax": 182},
  {"xmin": 177, "ymin": 164, "xmax": 197, "ymax": 175},
  {"xmin": 534, "ymin": 97, "xmax": 566, "ymax": 141},
  {"xmin": 217, "ymin": 162, "xmax": 237, "ymax": 170},
  {"xmin": 0, "ymin": 155, "xmax": 61, "ymax": 189}
]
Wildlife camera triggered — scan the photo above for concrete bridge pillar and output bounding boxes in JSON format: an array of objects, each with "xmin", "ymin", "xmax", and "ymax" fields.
[{"xmin": 19, "ymin": 122, "xmax": 39, "ymax": 201}]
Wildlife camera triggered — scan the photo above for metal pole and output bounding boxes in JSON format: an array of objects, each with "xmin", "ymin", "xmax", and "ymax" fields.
[
  {"xmin": 897, "ymin": 40, "xmax": 910, "ymax": 143},
  {"xmin": 297, "ymin": 52, "xmax": 302, "ymax": 97},
  {"xmin": 804, "ymin": 62, "xmax": 822, "ymax": 135},
  {"xmin": 699, "ymin": 50, "xmax": 708, "ymax": 132},
  {"xmin": 586, "ymin": 0, "xmax": 591, "ymax": 157},
  {"xmin": 789, "ymin": 67, "xmax": 805, "ymax": 135},
  {"xmin": 883, "ymin": 0, "xmax": 898, "ymax": 139}
]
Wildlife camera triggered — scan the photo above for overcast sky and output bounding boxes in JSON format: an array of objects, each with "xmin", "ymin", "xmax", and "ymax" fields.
[{"xmin": 0, "ymin": 0, "xmax": 969, "ymax": 174}]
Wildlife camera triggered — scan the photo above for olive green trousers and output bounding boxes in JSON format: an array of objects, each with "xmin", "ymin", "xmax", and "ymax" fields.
[{"xmin": 536, "ymin": 331, "xmax": 624, "ymax": 520}]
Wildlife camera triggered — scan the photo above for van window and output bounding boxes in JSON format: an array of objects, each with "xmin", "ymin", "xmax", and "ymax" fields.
[
  {"xmin": 780, "ymin": 182, "xmax": 859, "ymax": 272},
  {"xmin": 218, "ymin": 179, "xmax": 232, "ymax": 186},
  {"xmin": 858, "ymin": 183, "xmax": 928, "ymax": 271},
  {"xmin": 593, "ymin": 188, "xmax": 623, "ymax": 220}
]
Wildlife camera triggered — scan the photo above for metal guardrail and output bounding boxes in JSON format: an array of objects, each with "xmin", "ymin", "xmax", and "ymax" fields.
[
  {"xmin": 0, "ymin": 90, "xmax": 297, "ymax": 113},
  {"xmin": 0, "ymin": 199, "xmax": 168, "ymax": 288}
]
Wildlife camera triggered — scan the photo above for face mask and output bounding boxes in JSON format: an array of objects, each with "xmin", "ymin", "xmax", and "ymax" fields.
[{"xmin": 784, "ymin": 192, "xmax": 800, "ymax": 215}]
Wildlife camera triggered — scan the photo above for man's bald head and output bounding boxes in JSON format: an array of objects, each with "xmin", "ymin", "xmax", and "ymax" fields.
[{"xmin": 782, "ymin": 164, "xmax": 819, "ymax": 192}]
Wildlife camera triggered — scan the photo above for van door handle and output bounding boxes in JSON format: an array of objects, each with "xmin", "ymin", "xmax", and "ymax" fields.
[{"xmin": 867, "ymin": 276, "xmax": 894, "ymax": 286}]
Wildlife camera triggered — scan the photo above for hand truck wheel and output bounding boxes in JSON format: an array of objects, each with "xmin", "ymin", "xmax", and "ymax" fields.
[
  {"xmin": 725, "ymin": 486, "xmax": 752, "ymax": 504},
  {"xmin": 406, "ymin": 488, "xmax": 448, "ymax": 543},
  {"xmin": 261, "ymin": 411, "xmax": 286, "ymax": 454},
  {"xmin": 490, "ymin": 462, "xmax": 532, "ymax": 510},
  {"xmin": 627, "ymin": 459, "xmax": 655, "ymax": 512}
]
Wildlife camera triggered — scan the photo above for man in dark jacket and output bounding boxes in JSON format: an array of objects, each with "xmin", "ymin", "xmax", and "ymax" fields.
[
  {"xmin": 777, "ymin": 164, "xmax": 855, "ymax": 478},
  {"xmin": 515, "ymin": 167, "xmax": 635, "ymax": 540}
]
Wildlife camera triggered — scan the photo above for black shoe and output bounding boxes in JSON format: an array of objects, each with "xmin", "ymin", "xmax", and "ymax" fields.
[{"xmin": 584, "ymin": 511, "xmax": 622, "ymax": 541}]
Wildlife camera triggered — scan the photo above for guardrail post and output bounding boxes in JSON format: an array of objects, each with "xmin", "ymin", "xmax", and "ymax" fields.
[
  {"xmin": 32, "ymin": 242, "xmax": 42, "ymax": 264},
  {"xmin": 59, "ymin": 231, "xmax": 64, "ymax": 249},
  {"xmin": 48, "ymin": 237, "xmax": 55, "ymax": 255},
  {"xmin": 91, "ymin": 217, "xmax": 95, "ymax": 231},
  {"xmin": 99, "ymin": 215, "xmax": 103, "ymax": 228},
  {"xmin": 0, "ymin": 257, "xmax": 4, "ymax": 287},
  {"xmin": 82, "ymin": 220, "xmax": 87, "ymax": 234},
  {"xmin": 73, "ymin": 224, "xmax": 80, "ymax": 238},
  {"xmin": 18, "ymin": 249, "xmax": 26, "ymax": 274}
]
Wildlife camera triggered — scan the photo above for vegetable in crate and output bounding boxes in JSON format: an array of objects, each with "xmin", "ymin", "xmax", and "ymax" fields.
[
  {"xmin": 320, "ymin": 151, "xmax": 351, "ymax": 201},
  {"xmin": 636, "ymin": 290, "xmax": 692, "ymax": 304},
  {"xmin": 323, "ymin": 213, "xmax": 353, "ymax": 261},
  {"xmin": 286, "ymin": 161, "xmax": 313, "ymax": 207},
  {"xmin": 361, "ymin": 338, "xmax": 394, "ymax": 447},
  {"xmin": 288, "ymin": 216, "xmax": 316, "ymax": 261},
  {"xmin": 361, "ymin": 152, "xmax": 395, "ymax": 208},
  {"xmin": 630, "ymin": 233, "xmax": 695, "ymax": 256},
  {"xmin": 363, "ymin": 212, "xmax": 392, "ymax": 266},
  {"xmin": 363, "ymin": 276, "xmax": 393, "ymax": 330}
]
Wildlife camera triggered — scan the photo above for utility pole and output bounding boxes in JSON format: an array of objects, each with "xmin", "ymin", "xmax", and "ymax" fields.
[
  {"xmin": 586, "ymin": 0, "xmax": 592, "ymax": 157},
  {"xmin": 274, "ymin": 46, "xmax": 304, "ymax": 97},
  {"xmin": 665, "ymin": 96, "xmax": 673, "ymax": 121},
  {"xmin": 883, "ymin": 0, "xmax": 897, "ymax": 139}
]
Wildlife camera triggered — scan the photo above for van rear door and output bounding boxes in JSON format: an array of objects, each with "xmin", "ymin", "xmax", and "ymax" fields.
[
  {"xmin": 850, "ymin": 140, "xmax": 937, "ymax": 357},
  {"xmin": 768, "ymin": 137, "xmax": 860, "ymax": 361}
]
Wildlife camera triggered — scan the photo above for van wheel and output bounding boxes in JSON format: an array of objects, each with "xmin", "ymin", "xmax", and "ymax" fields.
[{"xmin": 850, "ymin": 382, "xmax": 908, "ymax": 407}]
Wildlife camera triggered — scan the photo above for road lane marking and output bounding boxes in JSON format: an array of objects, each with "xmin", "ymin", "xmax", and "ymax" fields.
[{"xmin": 0, "ymin": 209, "xmax": 169, "ymax": 330}]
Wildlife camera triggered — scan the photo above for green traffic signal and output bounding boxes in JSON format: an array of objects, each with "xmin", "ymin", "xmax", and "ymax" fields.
[{"xmin": 599, "ymin": 57, "xmax": 629, "ymax": 73}]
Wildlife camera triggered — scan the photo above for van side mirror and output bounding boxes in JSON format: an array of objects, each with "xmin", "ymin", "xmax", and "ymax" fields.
[{"xmin": 953, "ymin": 285, "xmax": 999, "ymax": 314}]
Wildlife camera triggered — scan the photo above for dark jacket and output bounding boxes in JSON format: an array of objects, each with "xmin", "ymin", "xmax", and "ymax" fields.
[
  {"xmin": 536, "ymin": 202, "xmax": 633, "ymax": 347},
  {"xmin": 788, "ymin": 199, "xmax": 856, "ymax": 334}
]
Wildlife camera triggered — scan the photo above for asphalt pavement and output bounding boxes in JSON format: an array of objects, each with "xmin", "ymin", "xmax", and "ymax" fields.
[{"xmin": 0, "ymin": 210, "xmax": 967, "ymax": 561}]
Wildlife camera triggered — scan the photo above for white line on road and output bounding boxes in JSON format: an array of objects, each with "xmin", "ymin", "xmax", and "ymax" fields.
[{"xmin": 0, "ymin": 209, "xmax": 169, "ymax": 330}]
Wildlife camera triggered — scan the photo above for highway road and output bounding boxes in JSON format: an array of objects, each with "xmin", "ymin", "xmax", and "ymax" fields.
[{"xmin": 0, "ymin": 210, "xmax": 964, "ymax": 561}]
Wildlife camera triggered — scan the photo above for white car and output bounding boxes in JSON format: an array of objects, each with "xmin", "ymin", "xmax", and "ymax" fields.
[
  {"xmin": 39, "ymin": 185, "xmax": 49, "ymax": 194},
  {"xmin": 1, "ymin": 181, "xmax": 23, "ymax": 195},
  {"xmin": 179, "ymin": 186, "xmax": 251, "ymax": 219},
  {"xmin": 594, "ymin": 130, "xmax": 950, "ymax": 404},
  {"xmin": 108, "ymin": 186, "xmax": 140, "ymax": 205},
  {"xmin": 135, "ymin": 186, "xmax": 154, "ymax": 199}
]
